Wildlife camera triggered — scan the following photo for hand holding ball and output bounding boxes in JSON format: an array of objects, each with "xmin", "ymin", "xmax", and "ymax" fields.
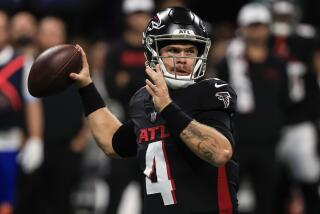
[{"xmin": 28, "ymin": 44, "xmax": 82, "ymax": 97}]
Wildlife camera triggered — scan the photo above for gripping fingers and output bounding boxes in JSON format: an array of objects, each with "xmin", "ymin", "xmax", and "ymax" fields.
[
  {"xmin": 145, "ymin": 66, "xmax": 157, "ymax": 82},
  {"xmin": 69, "ymin": 72, "xmax": 79, "ymax": 80},
  {"xmin": 145, "ymin": 84, "xmax": 155, "ymax": 97},
  {"xmin": 76, "ymin": 44, "xmax": 89, "ymax": 69},
  {"xmin": 145, "ymin": 79, "xmax": 157, "ymax": 93}
]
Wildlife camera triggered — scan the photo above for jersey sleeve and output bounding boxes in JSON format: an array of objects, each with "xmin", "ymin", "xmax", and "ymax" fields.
[
  {"xmin": 200, "ymin": 78, "xmax": 237, "ymax": 114},
  {"xmin": 196, "ymin": 79, "xmax": 237, "ymax": 148},
  {"xmin": 196, "ymin": 110, "xmax": 235, "ymax": 148},
  {"xmin": 112, "ymin": 120, "xmax": 137, "ymax": 157}
]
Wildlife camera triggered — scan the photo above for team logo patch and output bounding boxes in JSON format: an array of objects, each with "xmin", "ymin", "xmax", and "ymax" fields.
[
  {"xmin": 149, "ymin": 111, "xmax": 158, "ymax": 123},
  {"xmin": 215, "ymin": 92, "xmax": 231, "ymax": 108},
  {"xmin": 147, "ymin": 14, "xmax": 165, "ymax": 31}
]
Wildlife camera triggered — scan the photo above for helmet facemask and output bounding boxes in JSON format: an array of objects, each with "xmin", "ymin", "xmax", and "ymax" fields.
[{"xmin": 144, "ymin": 33, "xmax": 211, "ymax": 89}]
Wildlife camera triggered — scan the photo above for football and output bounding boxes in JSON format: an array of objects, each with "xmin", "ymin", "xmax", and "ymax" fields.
[{"xmin": 28, "ymin": 44, "xmax": 82, "ymax": 97}]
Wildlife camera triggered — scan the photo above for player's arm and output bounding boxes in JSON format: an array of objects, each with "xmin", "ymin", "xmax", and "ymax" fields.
[
  {"xmin": 145, "ymin": 66, "xmax": 232, "ymax": 167},
  {"xmin": 70, "ymin": 45, "xmax": 131, "ymax": 158},
  {"xmin": 162, "ymin": 106, "xmax": 232, "ymax": 167},
  {"xmin": 87, "ymin": 108, "xmax": 122, "ymax": 158},
  {"xmin": 180, "ymin": 120, "xmax": 232, "ymax": 167}
]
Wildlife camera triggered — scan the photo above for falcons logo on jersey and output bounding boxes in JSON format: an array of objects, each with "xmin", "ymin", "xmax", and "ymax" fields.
[{"xmin": 215, "ymin": 92, "xmax": 231, "ymax": 109}]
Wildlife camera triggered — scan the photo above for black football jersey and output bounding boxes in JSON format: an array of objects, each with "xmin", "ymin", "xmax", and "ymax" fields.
[{"xmin": 118, "ymin": 78, "xmax": 238, "ymax": 214}]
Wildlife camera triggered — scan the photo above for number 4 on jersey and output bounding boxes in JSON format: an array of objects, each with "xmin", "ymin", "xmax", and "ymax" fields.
[{"xmin": 144, "ymin": 140, "xmax": 177, "ymax": 205}]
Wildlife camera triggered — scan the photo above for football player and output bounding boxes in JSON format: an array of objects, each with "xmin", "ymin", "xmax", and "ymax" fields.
[{"xmin": 70, "ymin": 7, "xmax": 238, "ymax": 214}]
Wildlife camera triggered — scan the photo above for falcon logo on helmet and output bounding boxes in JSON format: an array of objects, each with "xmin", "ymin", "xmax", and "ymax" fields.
[{"xmin": 147, "ymin": 15, "xmax": 165, "ymax": 31}]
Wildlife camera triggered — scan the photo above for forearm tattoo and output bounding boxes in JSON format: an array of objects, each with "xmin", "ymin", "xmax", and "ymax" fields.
[{"xmin": 181, "ymin": 122, "xmax": 220, "ymax": 163}]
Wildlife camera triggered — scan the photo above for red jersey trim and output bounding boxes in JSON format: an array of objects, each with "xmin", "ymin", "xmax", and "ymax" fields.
[{"xmin": 217, "ymin": 166, "xmax": 233, "ymax": 214}]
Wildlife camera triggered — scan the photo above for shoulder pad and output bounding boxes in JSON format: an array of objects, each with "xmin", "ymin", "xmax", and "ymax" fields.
[
  {"xmin": 129, "ymin": 87, "xmax": 148, "ymax": 110},
  {"xmin": 198, "ymin": 78, "xmax": 237, "ymax": 113}
]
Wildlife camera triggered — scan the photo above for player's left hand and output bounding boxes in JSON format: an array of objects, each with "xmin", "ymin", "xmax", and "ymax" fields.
[
  {"xmin": 17, "ymin": 137, "xmax": 44, "ymax": 174},
  {"xmin": 145, "ymin": 64, "xmax": 172, "ymax": 112}
]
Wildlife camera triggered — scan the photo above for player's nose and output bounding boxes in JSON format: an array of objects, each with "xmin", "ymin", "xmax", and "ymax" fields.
[{"xmin": 175, "ymin": 54, "xmax": 187, "ymax": 64}]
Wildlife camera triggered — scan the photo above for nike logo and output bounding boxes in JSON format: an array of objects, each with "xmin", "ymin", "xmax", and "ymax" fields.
[{"xmin": 215, "ymin": 83, "xmax": 228, "ymax": 88}]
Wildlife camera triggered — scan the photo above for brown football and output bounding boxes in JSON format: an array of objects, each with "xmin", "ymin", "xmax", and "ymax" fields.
[{"xmin": 28, "ymin": 44, "xmax": 82, "ymax": 97}]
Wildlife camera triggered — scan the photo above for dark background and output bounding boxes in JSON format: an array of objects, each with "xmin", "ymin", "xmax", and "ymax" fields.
[{"xmin": 0, "ymin": 0, "xmax": 319, "ymax": 42}]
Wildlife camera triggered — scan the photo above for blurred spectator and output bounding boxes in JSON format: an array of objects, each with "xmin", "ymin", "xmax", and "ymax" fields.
[
  {"xmin": 36, "ymin": 16, "xmax": 66, "ymax": 51},
  {"xmin": 104, "ymin": 0, "xmax": 154, "ymax": 117},
  {"xmin": 10, "ymin": 11, "xmax": 38, "ymax": 57},
  {"xmin": 39, "ymin": 16, "xmax": 90, "ymax": 214},
  {"xmin": 103, "ymin": 0, "xmax": 154, "ymax": 213},
  {"xmin": 210, "ymin": 21, "xmax": 235, "ymax": 64},
  {"xmin": 312, "ymin": 47, "xmax": 320, "ymax": 87},
  {"xmin": 90, "ymin": 41, "xmax": 110, "ymax": 100},
  {"xmin": 0, "ymin": 10, "xmax": 44, "ymax": 214},
  {"xmin": 311, "ymin": 48, "xmax": 320, "ymax": 150},
  {"xmin": 268, "ymin": 1, "xmax": 320, "ymax": 213},
  {"xmin": 206, "ymin": 21, "xmax": 235, "ymax": 78},
  {"xmin": 90, "ymin": 40, "xmax": 125, "ymax": 120},
  {"xmin": 155, "ymin": 0, "xmax": 186, "ymax": 10},
  {"xmin": 215, "ymin": 3, "xmax": 289, "ymax": 214},
  {"xmin": 15, "ymin": 16, "xmax": 90, "ymax": 214}
]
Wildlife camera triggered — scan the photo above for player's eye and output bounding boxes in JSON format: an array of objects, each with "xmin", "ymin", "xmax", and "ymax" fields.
[
  {"xmin": 167, "ymin": 48, "xmax": 180, "ymax": 54},
  {"xmin": 185, "ymin": 48, "xmax": 196, "ymax": 55}
]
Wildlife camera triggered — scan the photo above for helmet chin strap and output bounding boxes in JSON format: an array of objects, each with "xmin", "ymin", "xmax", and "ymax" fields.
[
  {"xmin": 158, "ymin": 59, "xmax": 195, "ymax": 89},
  {"xmin": 164, "ymin": 72, "xmax": 195, "ymax": 89}
]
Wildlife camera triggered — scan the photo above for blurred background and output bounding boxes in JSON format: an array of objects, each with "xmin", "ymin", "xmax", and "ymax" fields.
[
  {"xmin": 1, "ymin": 0, "xmax": 320, "ymax": 41},
  {"xmin": 1, "ymin": 0, "xmax": 243, "ymax": 41},
  {"xmin": 1, "ymin": 0, "xmax": 320, "ymax": 214}
]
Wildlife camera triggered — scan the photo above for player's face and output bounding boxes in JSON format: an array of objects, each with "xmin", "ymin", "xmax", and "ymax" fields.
[{"xmin": 160, "ymin": 44, "xmax": 198, "ymax": 76}]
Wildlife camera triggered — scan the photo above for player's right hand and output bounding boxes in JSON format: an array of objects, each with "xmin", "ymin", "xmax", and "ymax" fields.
[
  {"xmin": 145, "ymin": 64, "xmax": 172, "ymax": 112},
  {"xmin": 69, "ymin": 44, "xmax": 92, "ymax": 88}
]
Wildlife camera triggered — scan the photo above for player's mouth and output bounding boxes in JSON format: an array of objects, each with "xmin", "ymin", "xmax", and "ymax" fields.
[{"xmin": 175, "ymin": 70, "xmax": 190, "ymax": 76}]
